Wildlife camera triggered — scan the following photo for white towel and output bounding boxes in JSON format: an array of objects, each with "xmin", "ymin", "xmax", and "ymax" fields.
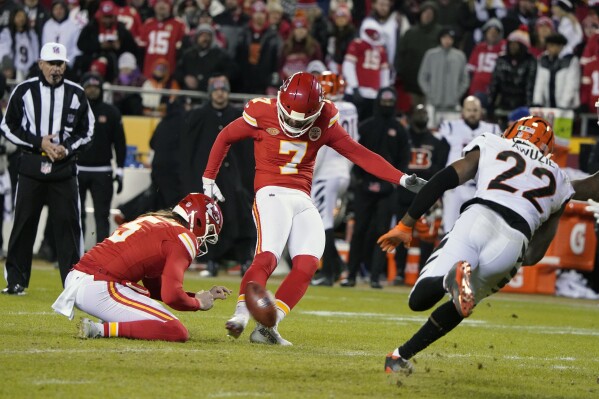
[{"xmin": 51, "ymin": 270, "xmax": 93, "ymax": 320}]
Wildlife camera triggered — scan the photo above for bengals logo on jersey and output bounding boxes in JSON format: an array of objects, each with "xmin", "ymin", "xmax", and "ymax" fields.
[{"xmin": 409, "ymin": 148, "xmax": 433, "ymax": 170}]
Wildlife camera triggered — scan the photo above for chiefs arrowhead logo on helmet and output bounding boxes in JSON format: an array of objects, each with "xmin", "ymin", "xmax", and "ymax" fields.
[{"xmin": 173, "ymin": 193, "xmax": 223, "ymax": 256}]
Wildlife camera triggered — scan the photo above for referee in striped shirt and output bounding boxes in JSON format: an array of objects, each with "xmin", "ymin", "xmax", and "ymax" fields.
[{"xmin": 0, "ymin": 42, "xmax": 95, "ymax": 295}]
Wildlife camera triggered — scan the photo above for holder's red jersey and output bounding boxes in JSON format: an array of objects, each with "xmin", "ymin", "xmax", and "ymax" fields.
[
  {"xmin": 139, "ymin": 17, "xmax": 187, "ymax": 79},
  {"xmin": 75, "ymin": 215, "xmax": 201, "ymax": 311},
  {"xmin": 203, "ymin": 98, "xmax": 404, "ymax": 195}
]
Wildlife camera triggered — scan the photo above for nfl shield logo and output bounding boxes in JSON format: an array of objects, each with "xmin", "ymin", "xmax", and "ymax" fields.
[
  {"xmin": 41, "ymin": 162, "xmax": 52, "ymax": 175},
  {"xmin": 67, "ymin": 114, "xmax": 75, "ymax": 123}
]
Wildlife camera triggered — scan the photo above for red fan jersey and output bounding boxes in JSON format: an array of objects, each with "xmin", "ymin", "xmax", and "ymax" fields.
[
  {"xmin": 581, "ymin": 33, "xmax": 599, "ymax": 66},
  {"xmin": 203, "ymin": 98, "xmax": 404, "ymax": 195},
  {"xmin": 75, "ymin": 215, "xmax": 201, "ymax": 311},
  {"xmin": 467, "ymin": 40, "xmax": 506, "ymax": 95},
  {"xmin": 117, "ymin": 5, "xmax": 143, "ymax": 42},
  {"xmin": 581, "ymin": 58, "xmax": 599, "ymax": 111},
  {"xmin": 343, "ymin": 38, "xmax": 389, "ymax": 94},
  {"xmin": 139, "ymin": 17, "xmax": 187, "ymax": 79}
]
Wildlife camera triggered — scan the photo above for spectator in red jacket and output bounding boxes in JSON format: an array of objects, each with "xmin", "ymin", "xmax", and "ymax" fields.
[{"xmin": 467, "ymin": 18, "xmax": 506, "ymax": 108}]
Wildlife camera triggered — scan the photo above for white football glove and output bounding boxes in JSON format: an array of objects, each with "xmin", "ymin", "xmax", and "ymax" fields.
[
  {"xmin": 585, "ymin": 199, "xmax": 599, "ymax": 220},
  {"xmin": 202, "ymin": 177, "xmax": 225, "ymax": 202},
  {"xmin": 400, "ymin": 174, "xmax": 427, "ymax": 194}
]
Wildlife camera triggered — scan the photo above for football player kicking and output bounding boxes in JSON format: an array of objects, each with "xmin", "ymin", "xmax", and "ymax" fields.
[
  {"xmin": 378, "ymin": 116, "xmax": 575, "ymax": 374},
  {"xmin": 52, "ymin": 193, "xmax": 232, "ymax": 342},
  {"xmin": 202, "ymin": 71, "xmax": 425, "ymax": 345}
]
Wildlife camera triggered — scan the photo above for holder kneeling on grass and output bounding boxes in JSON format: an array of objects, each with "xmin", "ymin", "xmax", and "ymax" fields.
[{"xmin": 52, "ymin": 193, "xmax": 231, "ymax": 342}]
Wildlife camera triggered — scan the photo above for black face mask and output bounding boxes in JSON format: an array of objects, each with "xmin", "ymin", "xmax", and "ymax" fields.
[
  {"xmin": 413, "ymin": 120, "xmax": 428, "ymax": 129},
  {"xmin": 379, "ymin": 105, "xmax": 395, "ymax": 117}
]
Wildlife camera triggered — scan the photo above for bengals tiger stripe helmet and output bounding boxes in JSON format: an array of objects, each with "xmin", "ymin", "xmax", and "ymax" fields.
[
  {"xmin": 502, "ymin": 116, "xmax": 554, "ymax": 156},
  {"xmin": 318, "ymin": 71, "xmax": 345, "ymax": 101}
]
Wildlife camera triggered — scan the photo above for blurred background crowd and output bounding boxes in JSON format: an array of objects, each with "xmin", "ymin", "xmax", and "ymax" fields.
[
  {"xmin": 2, "ymin": 0, "xmax": 599, "ymax": 121},
  {"xmin": 1, "ymin": 0, "xmax": 599, "ymax": 298}
]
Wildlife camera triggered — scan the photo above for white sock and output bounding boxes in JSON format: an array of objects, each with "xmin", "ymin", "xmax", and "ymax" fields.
[
  {"xmin": 233, "ymin": 296, "xmax": 250, "ymax": 324},
  {"xmin": 392, "ymin": 348, "xmax": 401, "ymax": 357},
  {"xmin": 275, "ymin": 299, "xmax": 290, "ymax": 326}
]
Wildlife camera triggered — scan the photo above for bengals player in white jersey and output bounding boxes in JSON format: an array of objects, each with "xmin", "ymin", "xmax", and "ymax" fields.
[
  {"xmin": 202, "ymin": 71, "xmax": 426, "ymax": 345},
  {"xmin": 378, "ymin": 116, "xmax": 575, "ymax": 374},
  {"xmin": 52, "ymin": 193, "xmax": 231, "ymax": 342},
  {"xmin": 310, "ymin": 71, "xmax": 358, "ymax": 287}
]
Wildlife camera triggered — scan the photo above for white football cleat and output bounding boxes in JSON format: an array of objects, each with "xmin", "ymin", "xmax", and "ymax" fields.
[
  {"xmin": 77, "ymin": 318, "xmax": 102, "ymax": 339},
  {"xmin": 250, "ymin": 323, "xmax": 292, "ymax": 346},
  {"xmin": 225, "ymin": 314, "xmax": 249, "ymax": 339}
]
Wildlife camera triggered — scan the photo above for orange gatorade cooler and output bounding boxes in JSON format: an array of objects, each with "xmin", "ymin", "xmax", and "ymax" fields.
[{"xmin": 502, "ymin": 200, "xmax": 596, "ymax": 294}]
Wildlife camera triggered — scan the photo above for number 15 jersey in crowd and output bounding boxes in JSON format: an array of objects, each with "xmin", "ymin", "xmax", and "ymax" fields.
[
  {"xmin": 463, "ymin": 133, "xmax": 574, "ymax": 234},
  {"xmin": 203, "ymin": 98, "xmax": 403, "ymax": 195}
]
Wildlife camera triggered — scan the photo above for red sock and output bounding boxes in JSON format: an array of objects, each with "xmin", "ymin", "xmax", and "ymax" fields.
[
  {"xmin": 239, "ymin": 251, "xmax": 278, "ymax": 294},
  {"xmin": 103, "ymin": 319, "xmax": 189, "ymax": 342},
  {"xmin": 275, "ymin": 255, "xmax": 319, "ymax": 310}
]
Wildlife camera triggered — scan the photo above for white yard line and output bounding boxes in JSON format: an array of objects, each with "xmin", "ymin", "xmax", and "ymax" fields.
[
  {"xmin": 31, "ymin": 379, "xmax": 95, "ymax": 385},
  {"xmin": 300, "ymin": 310, "xmax": 599, "ymax": 336}
]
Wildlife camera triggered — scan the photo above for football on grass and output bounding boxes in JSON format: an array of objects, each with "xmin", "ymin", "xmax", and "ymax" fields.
[{"xmin": 245, "ymin": 281, "xmax": 276, "ymax": 327}]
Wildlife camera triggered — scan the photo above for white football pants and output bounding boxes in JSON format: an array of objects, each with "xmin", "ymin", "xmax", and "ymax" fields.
[
  {"xmin": 253, "ymin": 186, "xmax": 325, "ymax": 261},
  {"xmin": 413, "ymin": 204, "xmax": 528, "ymax": 304}
]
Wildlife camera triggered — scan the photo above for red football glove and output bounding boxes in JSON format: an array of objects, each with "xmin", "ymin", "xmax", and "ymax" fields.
[{"xmin": 377, "ymin": 222, "xmax": 413, "ymax": 252}]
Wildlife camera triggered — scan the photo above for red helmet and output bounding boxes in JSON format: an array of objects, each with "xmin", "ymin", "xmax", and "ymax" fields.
[
  {"xmin": 502, "ymin": 116, "xmax": 554, "ymax": 156},
  {"xmin": 277, "ymin": 72, "xmax": 324, "ymax": 138},
  {"xmin": 173, "ymin": 193, "xmax": 223, "ymax": 256}
]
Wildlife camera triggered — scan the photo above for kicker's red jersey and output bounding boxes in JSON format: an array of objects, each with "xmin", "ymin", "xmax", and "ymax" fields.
[
  {"xmin": 74, "ymin": 215, "xmax": 200, "ymax": 311},
  {"xmin": 203, "ymin": 98, "xmax": 404, "ymax": 195},
  {"xmin": 139, "ymin": 17, "xmax": 187, "ymax": 79}
]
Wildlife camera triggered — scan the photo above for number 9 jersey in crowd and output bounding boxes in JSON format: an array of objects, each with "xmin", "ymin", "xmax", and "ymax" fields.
[{"xmin": 463, "ymin": 133, "xmax": 574, "ymax": 237}]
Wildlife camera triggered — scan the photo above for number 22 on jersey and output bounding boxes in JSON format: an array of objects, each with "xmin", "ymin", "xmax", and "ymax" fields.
[{"xmin": 487, "ymin": 150, "xmax": 556, "ymax": 213}]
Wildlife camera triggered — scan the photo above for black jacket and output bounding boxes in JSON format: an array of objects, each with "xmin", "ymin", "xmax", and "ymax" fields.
[
  {"xmin": 234, "ymin": 26, "xmax": 281, "ymax": 93},
  {"xmin": 77, "ymin": 100, "xmax": 126, "ymax": 168},
  {"xmin": 175, "ymin": 45, "xmax": 236, "ymax": 92},
  {"xmin": 354, "ymin": 88, "xmax": 410, "ymax": 194},
  {"xmin": 179, "ymin": 102, "xmax": 255, "ymax": 260},
  {"xmin": 489, "ymin": 47, "xmax": 537, "ymax": 111}
]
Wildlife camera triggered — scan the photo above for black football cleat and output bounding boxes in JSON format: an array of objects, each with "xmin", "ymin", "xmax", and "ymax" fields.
[
  {"xmin": 384, "ymin": 353, "xmax": 414, "ymax": 375},
  {"xmin": 1, "ymin": 283, "xmax": 26, "ymax": 296}
]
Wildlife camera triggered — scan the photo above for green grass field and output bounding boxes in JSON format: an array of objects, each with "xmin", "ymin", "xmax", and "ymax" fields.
[{"xmin": 0, "ymin": 262, "xmax": 598, "ymax": 399}]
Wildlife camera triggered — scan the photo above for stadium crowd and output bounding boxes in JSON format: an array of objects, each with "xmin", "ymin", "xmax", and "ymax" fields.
[
  {"xmin": 1, "ymin": 0, "xmax": 599, "ymax": 298},
  {"xmin": 2, "ymin": 0, "xmax": 599, "ymax": 119}
]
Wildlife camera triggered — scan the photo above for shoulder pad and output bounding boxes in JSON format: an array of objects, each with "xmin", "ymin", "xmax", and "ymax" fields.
[{"xmin": 243, "ymin": 97, "xmax": 275, "ymax": 128}]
